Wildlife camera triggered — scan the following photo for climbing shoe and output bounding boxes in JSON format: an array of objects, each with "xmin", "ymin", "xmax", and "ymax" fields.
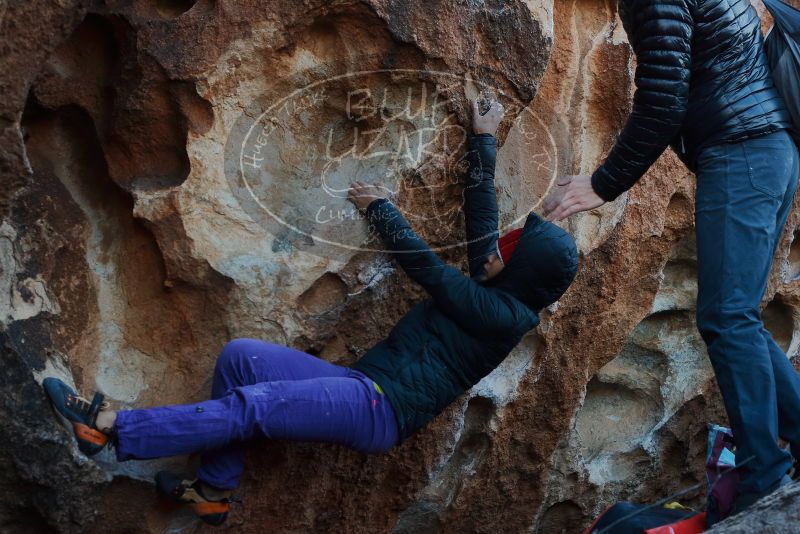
[
  {"xmin": 42, "ymin": 377, "xmax": 111, "ymax": 456},
  {"xmin": 155, "ymin": 471, "xmax": 238, "ymax": 526}
]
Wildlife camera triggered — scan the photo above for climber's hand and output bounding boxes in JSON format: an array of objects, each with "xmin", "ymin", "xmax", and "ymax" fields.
[
  {"xmin": 472, "ymin": 99, "xmax": 504, "ymax": 136},
  {"xmin": 542, "ymin": 174, "xmax": 605, "ymax": 221},
  {"xmin": 347, "ymin": 181, "xmax": 388, "ymax": 213}
]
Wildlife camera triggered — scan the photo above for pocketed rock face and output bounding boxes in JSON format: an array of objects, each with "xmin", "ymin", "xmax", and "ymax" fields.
[{"xmin": 1, "ymin": 1, "xmax": 799, "ymax": 533}]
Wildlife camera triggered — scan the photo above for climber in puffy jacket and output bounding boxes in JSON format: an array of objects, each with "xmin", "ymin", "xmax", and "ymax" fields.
[
  {"xmin": 543, "ymin": 0, "xmax": 800, "ymax": 521},
  {"xmin": 43, "ymin": 99, "xmax": 578, "ymax": 526}
]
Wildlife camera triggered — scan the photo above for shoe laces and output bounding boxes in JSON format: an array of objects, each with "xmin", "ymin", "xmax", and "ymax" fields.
[{"xmin": 66, "ymin": 393, "xmax": 110, "ymax": 413}]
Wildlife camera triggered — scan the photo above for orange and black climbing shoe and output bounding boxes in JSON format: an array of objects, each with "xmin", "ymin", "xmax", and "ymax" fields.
[
  {"xmin": 155, "ymin": 471, "xmax": 239, "ymax": 526},
  {"xmin": 42, "ymin": 377, "xmax": 111, "ymax": 456}
]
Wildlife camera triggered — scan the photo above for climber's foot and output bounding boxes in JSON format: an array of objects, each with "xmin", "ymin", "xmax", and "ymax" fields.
[
  {"xmin": 730, "ymin": 474, "xmax": 793, "ymax": 517},
  {"xmin": 155, "ymin": 471, "xmax": 237, "ymax": 526},
  {"xmin": 42, "ymin": 377, "xmax": 111, "ymax": 456}
]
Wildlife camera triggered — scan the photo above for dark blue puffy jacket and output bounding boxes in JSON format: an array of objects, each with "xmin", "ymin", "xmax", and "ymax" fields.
[
  {"xmin": 353, "ymin": 135, "xmax": 579, "ymax": 441},
  {"xmin": 591, "ymin": 0, "xmax": 793, "ymax": 201}
]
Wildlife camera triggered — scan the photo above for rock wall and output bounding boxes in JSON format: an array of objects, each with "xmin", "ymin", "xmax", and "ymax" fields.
[
  {"xmin": 708, "ymin": 482, "xmax": 800, "ymax": 533},
  {"xmin": 1, "ymin": 0, "xmax": 799, "ymax": 532}
]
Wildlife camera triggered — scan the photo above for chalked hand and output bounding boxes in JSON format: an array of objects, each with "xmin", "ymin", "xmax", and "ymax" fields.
[
  {"xmin": 472, "ymin": 99, "xmax": 504, "ymax": 136},
  {"xmin": 347, "ymin": 181, "xmax": 389, "ymax": 213}
]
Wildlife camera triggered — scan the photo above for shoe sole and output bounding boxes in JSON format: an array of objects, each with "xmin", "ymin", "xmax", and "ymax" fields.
[{"xmin": 155, "ymin": 471, "xmax": 229, "ymax": 526}]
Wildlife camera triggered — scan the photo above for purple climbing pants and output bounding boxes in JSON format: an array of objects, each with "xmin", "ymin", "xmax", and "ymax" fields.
[{"xmin": 113, "ymin": 339, "xmax": 399, "ymax": 489}]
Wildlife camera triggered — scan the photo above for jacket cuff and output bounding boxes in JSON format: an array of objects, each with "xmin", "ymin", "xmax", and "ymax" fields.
[
  {"xmin": 590, "ymin": 167, "xmax": 622, "ymax": 202},
  {"xmin": 365, "ymin": 198, "xmax": 391, "ymax": 220}
]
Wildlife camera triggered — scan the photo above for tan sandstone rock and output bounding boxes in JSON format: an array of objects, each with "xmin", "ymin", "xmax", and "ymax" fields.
[{"xmin": 1, "ymin": 0, "xmax": 799, "ymax": 532}]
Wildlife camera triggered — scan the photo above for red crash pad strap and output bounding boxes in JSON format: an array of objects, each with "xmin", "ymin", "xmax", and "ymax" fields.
[{"xmin": 644, "ymin": 512, "xmax": 707, "ymax": 534}]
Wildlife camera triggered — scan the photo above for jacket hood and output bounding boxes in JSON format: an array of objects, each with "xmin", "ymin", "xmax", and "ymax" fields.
[{"xmin": 486, "ymin": 213, "xmax": 579, "ymax": 310}]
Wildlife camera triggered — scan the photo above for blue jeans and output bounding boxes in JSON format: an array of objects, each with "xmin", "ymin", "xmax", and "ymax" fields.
[
  {"xmin": 696, "ymin": 129, "xmax": 800, "ymax": 494},
  {"xmin": 114, "ymin": 339, "xmax": 399, "ymax": 489}
]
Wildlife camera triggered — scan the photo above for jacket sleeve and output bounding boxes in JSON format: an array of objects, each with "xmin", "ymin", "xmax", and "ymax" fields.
[
  {"xmin": 366, "ymin": 198, "xmax": 531, "ymax": 336},
  {"xmin": 463, "ymin": 134, "xmax": 500, "ymax": 278},
  {"xmin": 591, "ymin": 0, "xmax": 693, "ymax": 201}
]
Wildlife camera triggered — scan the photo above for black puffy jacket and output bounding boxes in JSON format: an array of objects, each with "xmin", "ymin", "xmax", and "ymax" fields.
[
  {"xmin": 353, "ymin": 136, "xmax": 579, "ymax": 440},
  {"xmin": 591, "ymin": 0, "xmax": 793, "ymax": 201}
]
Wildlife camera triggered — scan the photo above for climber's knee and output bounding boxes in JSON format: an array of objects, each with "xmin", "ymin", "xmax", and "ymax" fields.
[
  {"xmin": 213, "ymin": 339, "xmax": 253, "ymax": 383},
  {"xmin": 696, "ymin": 305, "xmax": 763, "ymax": 350},
  {"xmin": 211, "ymin": 339, "xmax": 274, "ymax": 396}
]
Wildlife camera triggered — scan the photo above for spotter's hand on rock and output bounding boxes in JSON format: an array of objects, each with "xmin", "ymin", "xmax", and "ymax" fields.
[
  {"xmin": 347, "ymin": 181, "xmax": 389, "ymax": 213},
  {"xmin": 472, "ymin": 99, "xmax": 504, "ymax": 136},
  {"xmin": 542, "ymin": 174, "xmax": 605, "ymax": 221}
]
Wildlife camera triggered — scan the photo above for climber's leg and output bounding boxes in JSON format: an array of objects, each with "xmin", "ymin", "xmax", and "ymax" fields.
[
  {"xmin": 198, "ymin": 338, "xmax": 352, "ymax": 489},
  {"xmin": 113, "ymin": 370, "xmax": 398, "ymax": 465},
  {"xmin": 761, "ymin": 149, "xmax": 800, "ymax": 459},
  {"xmin": 764, "ymin": 331, "xmax": 800, "ymax": 458},
  {"xmin": 207, "ymin": 339, "xmax": 352, "ymax": 393},
  {"xmin": 694, "ymin": 132, "xmax": 797, "ymax": 498}
]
